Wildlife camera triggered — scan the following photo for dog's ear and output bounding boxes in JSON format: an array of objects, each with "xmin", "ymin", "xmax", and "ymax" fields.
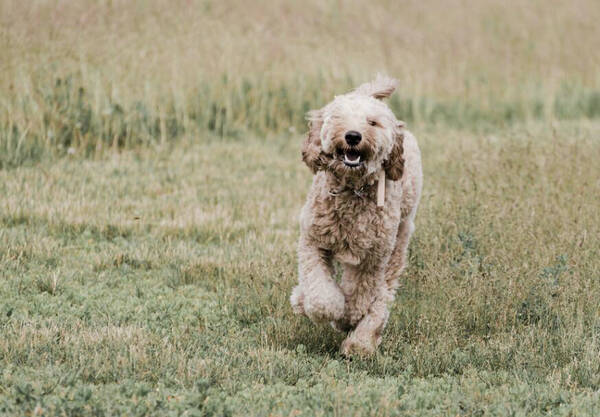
[
  {"xmin": 354, "ymin": 75, "xmax": 398, "ymax": 100},
  {"xmin": 383, "ymin": 122, "xmax": 405, "ymax": 181},
  {"xmin": 301, "ymin": 110, "xmax": 329, "ymax": 173}
]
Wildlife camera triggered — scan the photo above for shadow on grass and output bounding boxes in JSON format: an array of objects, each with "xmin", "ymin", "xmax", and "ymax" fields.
[{"xmin": 266, "ymin": 315, "xmax": 347, "ymax": 358}]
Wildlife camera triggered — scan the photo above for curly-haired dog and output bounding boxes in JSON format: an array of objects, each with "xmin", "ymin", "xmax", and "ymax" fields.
[{"xmin": 290, "ymin": 76, "xmax": 423, "ymax": 356}]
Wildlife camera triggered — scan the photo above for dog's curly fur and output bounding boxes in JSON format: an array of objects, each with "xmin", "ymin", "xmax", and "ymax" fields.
[{"xmin": 290, "ymin": 76, "xmax": 423, "ymax": 356}]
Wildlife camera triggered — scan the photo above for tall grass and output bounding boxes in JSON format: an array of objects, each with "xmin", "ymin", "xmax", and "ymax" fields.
[{"xmin": 1, "ymin": 0, "xmax": 600, "ymax": 167}]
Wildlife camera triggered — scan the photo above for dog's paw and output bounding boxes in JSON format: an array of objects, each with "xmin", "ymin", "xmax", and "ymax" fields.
[
  {"xmin": 303, "ymin": 281, "xmax": 345, "ymax": 324},
  {"xmin": 340, "ymin": 333, "xmax": 378, "ymax": 357}
]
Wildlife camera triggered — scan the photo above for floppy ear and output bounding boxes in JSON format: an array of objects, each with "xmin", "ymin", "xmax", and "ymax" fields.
[
  {"xmin": 383, "ymin": 122, "xmax": 405, "ymax": 181},
  {"xmin": 301, "ymin": 110, "xmax": 329, "ymax": 173},
  {"xmin": 353, "ymin": 75, "xmax": 398, "ymax": 100}
]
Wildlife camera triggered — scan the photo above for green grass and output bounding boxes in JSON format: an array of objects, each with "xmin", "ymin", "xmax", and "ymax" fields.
[{"xmin": 1, "ymin": 122, "xmax": 599, "ymax": 415}]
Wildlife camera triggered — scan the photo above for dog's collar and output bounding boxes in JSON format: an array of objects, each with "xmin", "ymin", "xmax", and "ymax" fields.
[
  {"xmin": 328, "ymin": 171, "xmax": 386, "ymax": 207},
  {"xmin": 328, "ymin": 184, "xmax": 370, "ymax": 198}
]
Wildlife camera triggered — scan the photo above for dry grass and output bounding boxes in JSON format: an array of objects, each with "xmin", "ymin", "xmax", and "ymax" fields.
[{"xmin": 2, "ymin": 0, "xmax": 600, "ymax": 166}]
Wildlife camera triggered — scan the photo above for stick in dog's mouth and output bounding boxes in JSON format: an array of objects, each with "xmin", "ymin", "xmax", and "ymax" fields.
[{"xmin": 377, "ymin": 170, "xmax": 385, "ymax": 207}]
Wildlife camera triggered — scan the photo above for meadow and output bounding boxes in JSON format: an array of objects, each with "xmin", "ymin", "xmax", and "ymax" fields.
[{"xmin": 1, "ymin": 0, "xmax": 600, "ymax": 415}]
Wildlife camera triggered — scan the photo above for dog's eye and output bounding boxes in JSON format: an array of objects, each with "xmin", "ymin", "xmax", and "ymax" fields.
[{"xmin": 368, "ymin": 119, "xmax": 378, "ymax": 127}]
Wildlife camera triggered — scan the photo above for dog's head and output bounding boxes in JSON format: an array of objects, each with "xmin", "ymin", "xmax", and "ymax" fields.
[{"xmin": 301, "ymin": 75, "xmax": 405, "ymax": 181}]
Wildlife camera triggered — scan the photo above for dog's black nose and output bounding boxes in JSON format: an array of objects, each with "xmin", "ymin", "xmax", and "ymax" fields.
[{"xmin": 344, "ymin": 131, "xmax": 362, "ymax": 146}]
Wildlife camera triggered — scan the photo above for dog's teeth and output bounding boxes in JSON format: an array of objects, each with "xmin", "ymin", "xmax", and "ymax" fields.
[{"xmin": 344, "ymin": 155, "xmax": 360, "ymax": 164}]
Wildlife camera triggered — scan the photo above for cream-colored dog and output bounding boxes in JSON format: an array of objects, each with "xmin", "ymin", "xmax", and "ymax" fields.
[{"xmin": 290, "ymin": 76, "xmax": 423, "ymax": 356}]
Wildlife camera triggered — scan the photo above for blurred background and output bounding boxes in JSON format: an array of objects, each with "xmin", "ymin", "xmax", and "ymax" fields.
[{"xmin": 1, "ymin": 0, "xmax": 599, "ymax": 167}]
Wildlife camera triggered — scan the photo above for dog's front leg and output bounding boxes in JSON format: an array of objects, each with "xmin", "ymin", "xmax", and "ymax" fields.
[
  {"xmin": 338, "ymin": 264, "xmax": 390, "ymax": 356},
  {"xmin": 340, "ymin": 295, "xmax": 389, "ymax": 356},
  {"xmin": 290, "ymin": 239, "xmax": 345, "ymax": 324}
]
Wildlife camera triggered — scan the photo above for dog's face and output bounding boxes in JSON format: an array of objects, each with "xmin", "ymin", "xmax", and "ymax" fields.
[
  {"xmin": 319, "ymin": 94, "xmax": 398, "ymax": 176},
  {"xmin": 302, "ymin": 76, "xmax": 405, "ymax": 181}
]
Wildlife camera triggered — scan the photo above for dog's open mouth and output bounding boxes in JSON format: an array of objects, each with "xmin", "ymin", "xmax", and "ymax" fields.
[{"xmin": 338, "ymin": 148, "xmax": 364, "ymax": 167}]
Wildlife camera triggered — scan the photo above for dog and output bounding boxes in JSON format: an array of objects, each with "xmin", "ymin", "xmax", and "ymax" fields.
[{"xmin": 290, "ymin": 75, "xmax": 423, "ymax": 356}]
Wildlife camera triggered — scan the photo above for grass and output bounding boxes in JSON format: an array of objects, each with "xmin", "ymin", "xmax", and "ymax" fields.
[
  {"xmin": 1, "ymin": 122, "xmax": 600, "ymax": 415},
  {"xmin": 1, "ymin": 0, "xmax": 600, "ymax": 415},
  {"xmin": 2, "ymin": 0, "xmax": 600, "ymax": 167}
]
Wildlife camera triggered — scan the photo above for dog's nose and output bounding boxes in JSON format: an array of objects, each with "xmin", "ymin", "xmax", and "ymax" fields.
[{"xmin": 344, "ymin": 131, "xmax": 362, "ymax": 146}]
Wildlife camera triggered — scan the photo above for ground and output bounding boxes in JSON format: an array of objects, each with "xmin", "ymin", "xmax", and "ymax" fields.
[{"xmin": 1, "ymin": 122, "xmax": 599, "ymax": 416}]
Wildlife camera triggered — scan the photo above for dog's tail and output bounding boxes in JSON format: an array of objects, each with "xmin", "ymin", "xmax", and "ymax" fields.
[{"xmin": 353, "ymin": 75, "xmax": 398, "ymax": 100}]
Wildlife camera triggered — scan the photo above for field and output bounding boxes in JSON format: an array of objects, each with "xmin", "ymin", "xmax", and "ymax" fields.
[{"xmin": 1, "ymin": 0, "xmax": 600, "ymax": 416}]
